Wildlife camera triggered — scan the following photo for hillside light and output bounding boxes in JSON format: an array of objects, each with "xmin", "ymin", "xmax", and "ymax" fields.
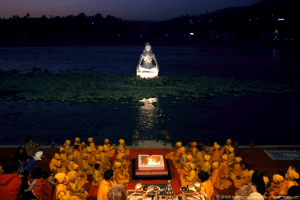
[
  {"xmin": 278, "ymin": 18, "xmax": 285, "ymax": 21},
  {"xmin": 190, "ymin": 33, "xmax": 194, "ymax": 35}
]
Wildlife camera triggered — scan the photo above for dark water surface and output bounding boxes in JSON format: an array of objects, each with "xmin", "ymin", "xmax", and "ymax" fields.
[{"xmin": 0, "ymin": 44, "xmax": 300, "ymax": 146}]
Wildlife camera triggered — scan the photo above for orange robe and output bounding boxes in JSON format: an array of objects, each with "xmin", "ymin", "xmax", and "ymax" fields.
[
  {"xmin": 218, "ymin": 161, "xmax": 232, "ymax": 190},
  {"xmin": 201, "ymin": 179, "xmax": 215, "ymax": 200},
  {"xmin": 97, "ymin": 179, "xmax": 116, "ymax": 200},
  {"xmin": 188, "ymin": 146, "xmax": 199, "ymax": 158},
  {"xmin": 117, "ymin": 145, "xmax": 130, "ymax": 157},
  {"xmin": 87, "ymin": 153, "xmax": 96, "ymax": 165},
  {"xmin": 267, "ymin": 181, "xmax": 283, "ymax": 196},
  {"xmin": 73, "ymin": 150, "xmax": 82, "ymax": 167},
  {"xmin": 180, "ymin": 169, "xmax": 196, "ymax": 187},
  {"xmin": 54, "ymin": 184, "xmax": 70, "ymax": 200},
  {"xmin": 75, "ymin": 170, "xmax": 89, "ymax": 188},
  {"xmin": 220, "ymin": 144, "xmax": 232, "ymax": 155},
  {"xmin": 49, "ymin": 158, "xmax": 59, "ymax": 174},
  {"xmin": 230, "ymin": 163, "xmax": 242, "ymax": 178},
  {"xmin": 104, "ymin": 144, "xmax": 115, "ymax": 158},
  {"xmin": 210, "ymin": 168, "xmax": 221, "ymax": 188},
  {"xmin": 202, "ymin": 161, "xmax": 211, "ymax": 173},
  {"xmin": 115, "ymin": 168, "xmax": 130, "ymax": 185},
  {"xmin": 212, "ymin": 149, "xmax": 221, "ymax": 165},
  {"xmin": 81, "ymin": 159, "xmax": 93, "ymax": 175},
  {"xmin": 227, "ymin": 152, "xmax": 235, "ymax": 167},
  {"xmin": 279, "ymin": 180, "xmax": 299, "ymax": 195},
  {"xmin": 231, "ymin": 169, "xmax": 248, "ymax": 189},
  {"xmin": 205, "ymin": 146, "xmax": 214, "ymax": 157}
]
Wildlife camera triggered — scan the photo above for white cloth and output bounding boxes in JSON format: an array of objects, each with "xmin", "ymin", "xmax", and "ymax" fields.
[{"xmin": 33, "ymin": 151, "xmax": 43, "ymax": 161}]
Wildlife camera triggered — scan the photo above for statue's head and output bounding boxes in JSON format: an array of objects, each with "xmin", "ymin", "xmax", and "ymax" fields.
[{"xmin": 145, "ymin": 42, "xmax": 151, "ymax": 51}]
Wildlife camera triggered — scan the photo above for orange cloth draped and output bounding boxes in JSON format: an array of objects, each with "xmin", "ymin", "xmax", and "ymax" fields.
[
  {"xmin": 202, "ymin": 161, "xmax": 211, "ymax": 173},
  {"xmin": 180, "ymin": 169, "xmax": 196, "ymax": 187},
  {"xmin": 279, "ymin": 180, "xmax": 299, "ymax": 195},
  {"xmin": 188, "ymin": 146, "xmax": 199, "ymax": 158},
  {"xmin": 218, "ymin": 161, "xmax": 232, "ymax": 190},
  {"xmin": 201, "ymin": 179, "xmax": 215, "ymax": 200},
  {"xmin": 55, "ymin": 184, "xmax": 70, "ymax": 200},
  {"xmin": 88, "ymin": 185, "xmax": 99, "ymax": 198},
  {"xmin": 210, "ymin": 168, "xmax": 221, "ymax": 188},
  {"xmin": 82, "ymin": 160, "xmax": 93, "ymax": 175},
  {"xmin": 75, "ymin": 170, "xmax": 89, "ymax": 188},
  {"xmin": 73, "ymin": 150, "xmax": 82, "ymax": 167},
  {"xmin": 267, "ymin": 182, "xmax": 283, "ymax": 196},
  {"xmin": 205, "ymin": 146, "xmax": 214, "ymax": 156},
  {"xmin": 28, "ymin": 178, "xmax": 53, "ymax": 200},
  {"xmin": 115, "ymin": 168, "xmax": 130, "ymax": 185},
  {"xmin": 49, "ymin": 158, "xmax": 59, "ymax": 174},
  {"xmin": 231, "ymin": 169, "xmax": 248, "ymax": 189},
  {"xmin": 227, "ymin": 152, "xmax": 235, "ymax": 167},
  {"xmin": 104, "ymin": 144, "xmax": 115, "ymax": 158},
  {"xmin": 220, "ymin": 144, "xmax": 232, "ymax": 155},
  {"xmin": 97, "ymin": 179, "xmax": 116, "ymax": 200},
  {"xmin": 230, "ymin": 164, "xmax": 242, "ymax": 178},
  {"xmin": 87, "ymin": 153, "xmax": 96, "ymax": 165},
  {"xmin": 212, "ymin": 150, "xmax": 221, "ymax": 165},
  {"xmin": 0, "ymin": 174, "xmax": 22, "ymax": 200}
]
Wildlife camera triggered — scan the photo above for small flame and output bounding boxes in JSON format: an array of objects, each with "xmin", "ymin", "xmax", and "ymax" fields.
[{"xmin": 147, "ymin": 156, "xmax": 161, "ymax": 165}]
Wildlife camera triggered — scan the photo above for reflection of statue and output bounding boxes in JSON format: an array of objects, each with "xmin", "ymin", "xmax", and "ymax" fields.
[{"xmin": 137, "ymin": 42, "xmax": 159, "ymax": 78}]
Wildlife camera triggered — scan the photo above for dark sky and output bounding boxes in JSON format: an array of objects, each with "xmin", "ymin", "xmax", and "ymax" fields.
[{"xmin": 1, "ymin": 0, "xmax": 262, "ymax": 21}]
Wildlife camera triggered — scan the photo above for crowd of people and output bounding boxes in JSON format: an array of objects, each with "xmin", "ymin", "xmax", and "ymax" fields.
[{"xmin": 0, "ymin": 137, "xmax": 299, "ymax": 200}]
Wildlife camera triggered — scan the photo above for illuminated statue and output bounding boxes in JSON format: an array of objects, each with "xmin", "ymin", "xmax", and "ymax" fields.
[{"xmin": 137, "ymin": 42, "xmax": 159, "ymax": 78}]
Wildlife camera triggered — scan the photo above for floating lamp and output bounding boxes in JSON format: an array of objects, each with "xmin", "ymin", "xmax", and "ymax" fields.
[
  {"xmin": 165, "ymin": 134, "xmax": 170, "ymax": 139},
  {"xmin": 134, "ymin": 130, "xmax": 140, "ymax": 134},
  {"xmin": 36, "ymin": 142, "xmax": 41, "ymax": 147},
  {"xmin": 250, "ymin": 141, "xmax": 255, "ymax": 147},
  {"xmin": 50, "ymin": 141, "xmax": 56, "ymax": 147},
  {"xmin": 161, "ymin": 130, "xmax": 168, "ymax": 134},
  {"xmin": 234, "ymin": 141, "xmax": 239, "ymax": 147}
]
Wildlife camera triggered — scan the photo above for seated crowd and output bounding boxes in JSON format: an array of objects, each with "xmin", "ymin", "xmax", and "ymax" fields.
[{"xmin": 0, "ymin": 137, "xmax": 299, "ymax": 200}]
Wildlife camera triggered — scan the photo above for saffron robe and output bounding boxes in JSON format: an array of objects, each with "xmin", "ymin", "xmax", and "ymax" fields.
[
  {"xmin": 279, "ymin": 180, "xmax": 299, "ymax": 195},
  {"xmin": 28, "ymin": 178, "xmax": 53, "ymax": 200},
  {"xmin": 210, "ymin": 168, "xmax": 221, "ymax": 188},
  {"xmin": 218, "ymin": 161, "xmax": 232, "ymax": 190},
  {"xmin": 201, "ymin": 179, "xmax": 215, "ymax": 200}
]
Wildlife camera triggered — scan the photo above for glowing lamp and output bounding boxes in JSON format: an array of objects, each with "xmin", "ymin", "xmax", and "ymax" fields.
[
  {"xmin": 278, "ymin": 18, "xmax": 284, "ymax": 21},
  {"xmin": 190, "ymin": 33, "xmax": 194, "ymax": 35}
]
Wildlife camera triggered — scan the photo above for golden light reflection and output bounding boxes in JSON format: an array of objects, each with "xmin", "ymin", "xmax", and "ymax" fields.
[{"xmin": 136, "ymin": 69, "xmax": 158, "ymax": 78}]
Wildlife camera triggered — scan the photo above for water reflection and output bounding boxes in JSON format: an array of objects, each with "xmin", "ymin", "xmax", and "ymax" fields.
[{"xmin": 136, "ymin": 97, "xmax": 160, "ymax": 139}]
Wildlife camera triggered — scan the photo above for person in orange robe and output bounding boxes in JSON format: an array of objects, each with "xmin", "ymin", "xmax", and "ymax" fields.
[
  {"xmin": 230, "ymin": 157, "xmax": 242, "ymax": 178},
  {"xmin": 0, "ymin": 165, "xmax": 22, "ymax": 200},
  {"xmin": 60, "ymin": 147, "xmax": 67, "ymax": 161},
  {"xmin": 165, "ymin": 141, "xmax": 182, "ymax": 161},
  {"xmin": 194, "ymin": 150, "xmax": 204, "ymax": 170},
  {"xmin": 97, "ymin": 169, "xmax": 117, "ymax": 200},
  {"xmin": 28, "ymin": 167, "xmax": 53, "ymax": 200},
  {"xmin": 201, "ymin": 155, "xmax": 211, "ymax": 173},
  {"xmin": 81, "ymin": 153, "xmax": 93, "ymax": 176},
  {"xmin": 177, "ymin": 154, "xmax": 193, "ymax": 175},
  {"xmin": 187, "ymin": 142, "xmax": 199, "ymax": 158},
  {"xmin": 104, "ymin": 139, "xmax": 115, "ymax": 159},
  {"xmin": 92, "ymin": 164, "xmax": 103, "ymax": 186},
  {"xmin": 57, "ymin": 156, "xmax": 68, "ymax": 174},
  {"xmin": 67, "ymin": 155, "xmax": 76, "ymax": 172},
  {"xmin": 73, "ymin": 163, "xmax": 89, "ymax": 188},
  {"xmin": 198, "ymin": 171, "xmax": 215, "ymax": 200},
  {"xmin": 73, "ymin": 145, "xmax": 82, "ymax": 168},
  {"xmin": 266, "ymin": 174, "xmax": 284, "ymax": 196},
  {"xmin": 212, "ymin": 143, "xmax": 222, "ymax": 165},
  {"xmin": 279, "ymin": 169, "xmax": 299, "ymax": 196},
  {"xmin": 87, "ymin": 147, "xmax": 96, "ymax": 165},
  {"xmin": 220, "ymin": 139, "xmax": 232, "ymax": 156},
  {"xmin": 180, "ymin": 163, "xmax": 197, "ymax": 187},
  {"xmin": 88, "ymin": 137, "xmax": 97, "ymax": 152},
  {"xmin": 173, "ymin": 146, "xmax": 186, "ymax": 169},
  {"xmin": 234, "ymin": 170, "xmax": 255, "ymax": 197},
  {"xmin": 117, "ymin": 139, "xmax": 130, "ymax": 157},
  {"xmin": 54, "ymin": 173, "xmax": 71, "ymax": 200},
  {"xmin": 113, "ymin": 153, "xmax": 124, "ymax": 171},
  {"xmin": 67, "ymin": 170, "xmax": 88, "ymax": 200},
  {"xmin": 231, "ymin": 162, "xmax": 249, "ymax": 189},
  {"xmin": 64, "ymin": 140, "xmax": 73, "ymax": 155},
  {"xmin": 218, "ymin": 154, "xmax": 232, "ymax": 190},
  {"xmin": 210, "ymin": 162, "xmax": 221, "ymax": 188},
  {"xmin": 74, "ymin": 137, "xmax": 81, "ymax": 152},
  {"xmin": 204, "ymin": 141, "xmax": 215, "ymax": 157},
  {"xmin": 114, "ymin": 162, "xmax": 130, "ymax": 186},
  {"xmin": 49, "ymin": 153, "xmax": 61, "ymax": 175},
  {"xmin": 98, "ymin": 146, "xmax": 111, "ymax": 169},
  {"xmin": 226, "ymin": 147, "xmax": 235, "ymax": 167},
  {"xmin": 81, "ymin": 142, "xmax": 87, "ymax": 153}
]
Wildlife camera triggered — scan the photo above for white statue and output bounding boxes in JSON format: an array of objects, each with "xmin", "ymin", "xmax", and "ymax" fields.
[{"xmin": 136, "ymin": 42, "xmax": 159, "ymax": 78}]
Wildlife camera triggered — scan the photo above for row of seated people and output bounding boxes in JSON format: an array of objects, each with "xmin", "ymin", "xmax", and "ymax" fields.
[
  {"xmin": 165, "ymin": 139, "xmax": 300, "ymax": 199},
  {"xmin": 49, "ymin": 137, "xmax": 131, "ymax": 199}
]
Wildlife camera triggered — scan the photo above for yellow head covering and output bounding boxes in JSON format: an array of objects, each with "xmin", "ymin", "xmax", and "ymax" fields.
[
  {"xmin": 88, "ymin": 137, "xmax": 94, "ymax": 143},
  {"xmin": 81, "ymin": 141, "xmax": 85, "ymax": 145},
  {"xmin": 288, "ymin": 169, "xmax": 299, "ymax": 180},
  {"xmin": 179, "ymin": 147, "xmax": 185, "ymax": 154},
  {"xmin": 59, "ymin": 147, "xmax": 65, "ymax": 153},
  {"xmin": 191, "ymin": 142, "xmax": 197, "ymax": 147},
  {"xmin": 222, "ymin": 154, "xmax": 228, "ymax": 161},
  {"xmin": 72, "ymin": 163, "xmax": 79, "ymax": 171},
  {"xmin": 117, "ymin": 153, "xmax": 124, "ymax": 160},
  {"xmin": 114, "ymin": 161, "xmax": 122, "ymax": 168},
  {"xmin": 188, "ymin": 163, "xmax": 195, "ymax": 170},
  {"xmin": 86, "ymin": 147, "xmax": 92, "ymax": 153},
  {"xmin": 235, "ymin": 157, "xmax": 242, "ymax": 163},
  {"xmin": 75, "ymin": 137, "xmax": 80, "ymax": 143},
  {"xmin": 65, "ymin": 140, "xmax": 71, "ymax": 146},
  {"xmin": 119, "ymin": 139, "xmax": 125, "ymax": 144},
  {"xmin": 67, "ymin": 171, "xmax": 77, "ymax": 181},
  {"xmin": 175, "ymin": 142, "xmax": 182, "ymax": 147},
  {"xmin": 247, "ymin": 170, "xmax": 254, "ymax": 178},
  {"xmin": 62, "ymin": 156, "xmax": 67, "ymax": 162},
  {"xmin": 105, "ymin": 139, "xmax": 109, "ymax": 144},
  {"xmin": 186, "ymin": 154, "xmax": 193, "ymax": 161},
  {"xmin": 54, "ymin": 173, "xmax": 66, "ymax": 183},
  {"xmin": 98, "ymin": 146, "xmax": 104, "ymax": 152},
  {"xmin": 95, "ymin": 154, "xmax": 101, "ymax": 160},
  {"xmin": 228, "ymin": 147, "xmax": 234, "ymax": 153},
  {"xmin": 212, "ymin": 162, "xmax": 219, "ymax": 168},
  {"xmin": 68, "ymin": 154, "xmax": 74, "ymax": 161},
  {"xmin": 273, "ymin": 174, "xmax": 284, "ymax": 184},
  {"xmin": 214, "ymin": 144, "xmax": 220, "ymax": 150},
  {"xmin": 263, "ymin": 176, "xmax": 269, "ymax": 187},
  {"xmin": 54, "ymin": 153, "xmax": 61, "ymax": 160},
  {"xmin": 82, "ymin": 153, "xmax": 88, "ymax": 159},
  {"xmin": 226, "ymin": 139, "xmax": 231, "ymax": 144},
  {"xmin": 204, "ymin": 155, "xmax": 211, "ymax": 161}
]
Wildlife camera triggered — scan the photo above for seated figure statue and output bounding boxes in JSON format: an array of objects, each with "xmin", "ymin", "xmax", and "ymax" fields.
[{"xmin": 137, "ymin": 42, "xmax": 159, "ymax": 78}]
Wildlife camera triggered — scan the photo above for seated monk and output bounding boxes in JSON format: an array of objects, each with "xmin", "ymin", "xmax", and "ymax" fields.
[
  {"xmin": 187, "ymin": 142, "xmax": 199, "ymax": 159},
  {"xmin": 114, "ymin": 162, "xmax": 130, "ymax": 186},
  {"xmin": 212, "ymin": 143, "xmax": 222, "ymax": 166},
  {"xmin": 81, "ymin": 153, "xmax": 93, "ymax": 176},
  {"xmin": 98, "ymin": 146, "xmax": 111, "ymax": 169},
  {"xmin": 220, "ymin": 138, "xmax": 232, "ymax": 156},
  {"xmin": 60, "ymin": 147, "xmax": 67, "ymax": 161},
  {"xmin": 201, "ymin": 155, "xmax": 211, "ymax": 173},
  {"xmin": 67, "ymin": 155, "xmax": 75, "ymax": 171},
  {"xmin": 86, "ymin": 147, "xmax": 96, "ymax": 165},
  {"xmin": 231, "ymin": 162, "xmax": 249, "ymax": 189},
  {"xmin": 49, "ymin": 153, "xmax": 61, "ymax": 175},
  {"xmin": 210, "ymin": 162, "xmax": 221, "ymax": 188},
  {"xmin": 234, "ymin": 170, "xmax": 254, "ymax": 197},
  {"xmin": 218, "ymin": 154, "xmax": 232, "ymax": 190},
  {"xmin": 180, "ymin": 163, "xmax": 197, "ymax": 187},
  {"xmin": 81, "ymin": 142, "xmax": 87, "ymax": 153},
  {"xmin": 178, "ymin": 154, "xmax": 194, "ymax": 176},
  {"xmin": 104, "ymin": 139, "xmax": 116, "ymax": 159},
  {"xmin": 88, "ymin": 137, "xmax": 98, "ymax": 155},
  {"xmin": 54, "ymin": 173, "xmax": 71, "ymax": 200},
  {"xmin": 229, "ymin": 157, "xmax": 242, "ymax": 178},
  {"xmin": 165, "ymin": 141, "xmax": 182, "ymax": 161},
  {"xmin": 95, "ymin": 154, "xmax": 111, "ymax": 172},
  {"xmin": 57, "ymin": 156, "xmax": 68, "ymax": 174},
  {"xmin": 89, "ymin": 164, "xmax": 103, "ymax": 198},
  {"xmin": 64, "ymin": 140, "xmax": 73, "ymax": 155},
  {"xmin": 67, "ymin": 171, "xmax": 88, "ymax": 200},
  {"xmin": 28, "ymin": 167, "xmax": 53, "ymax": 200},
  {"xmin": 55, "ymin": 159, "xmax": 64, "ymax": 174},
  {"xmin": 73, "ymin": 163, "xmax": 89, "ymax": 188},
  {"xmin": 266, "ymin": 174, "xmax": 285, "ymax": 196},
  {"xmin": 226, "ymin": 147, "xmax": 235, "ymax": 167},
  {"xmin": 118, "ymin": 139, "xmax": 130, "ymax": 157},
  {"xmin": 279, "ymin": 169, "xmax": 299, "ymax": 196},
  {"xmin": 113, "ymin": 153, "xmax": 124, "ymax": 171},
  {"xmin": 198, "ymin": 171, "xmax": 215, "ymax": 200},
  {"xmin": 73, "ymin": 145, "xmax": 82, "ymax": 167},
  {"xmin": 204, "ymin": 141, "xmax": 214, "ymax": 157},
  {"xmin": 194, "ymin": 151, "xmax": 204, "ymax": 170},
  {"xmin": 173, "ymin": 146, "xmax": 186, "ymax": 169},
  {"xmin": 74, "ymin": 137, "xmax": 81, "ymax": 152}
]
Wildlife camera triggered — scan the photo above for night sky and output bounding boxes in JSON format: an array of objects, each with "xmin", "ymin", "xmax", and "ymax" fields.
[{"xmin": 1, "ymin": 0, "xmax": 262, "ymax": 21}]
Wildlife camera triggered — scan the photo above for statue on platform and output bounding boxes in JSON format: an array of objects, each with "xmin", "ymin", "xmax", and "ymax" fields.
[{"xmin": 137, "ymin": 42, "xmax": 159, "ymax": 78}]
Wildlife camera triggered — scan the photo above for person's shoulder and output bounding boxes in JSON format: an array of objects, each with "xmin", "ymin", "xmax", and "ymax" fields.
[{"xmin": 247, "ymin": 192, "xmax": 264, "ymax": 200}]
